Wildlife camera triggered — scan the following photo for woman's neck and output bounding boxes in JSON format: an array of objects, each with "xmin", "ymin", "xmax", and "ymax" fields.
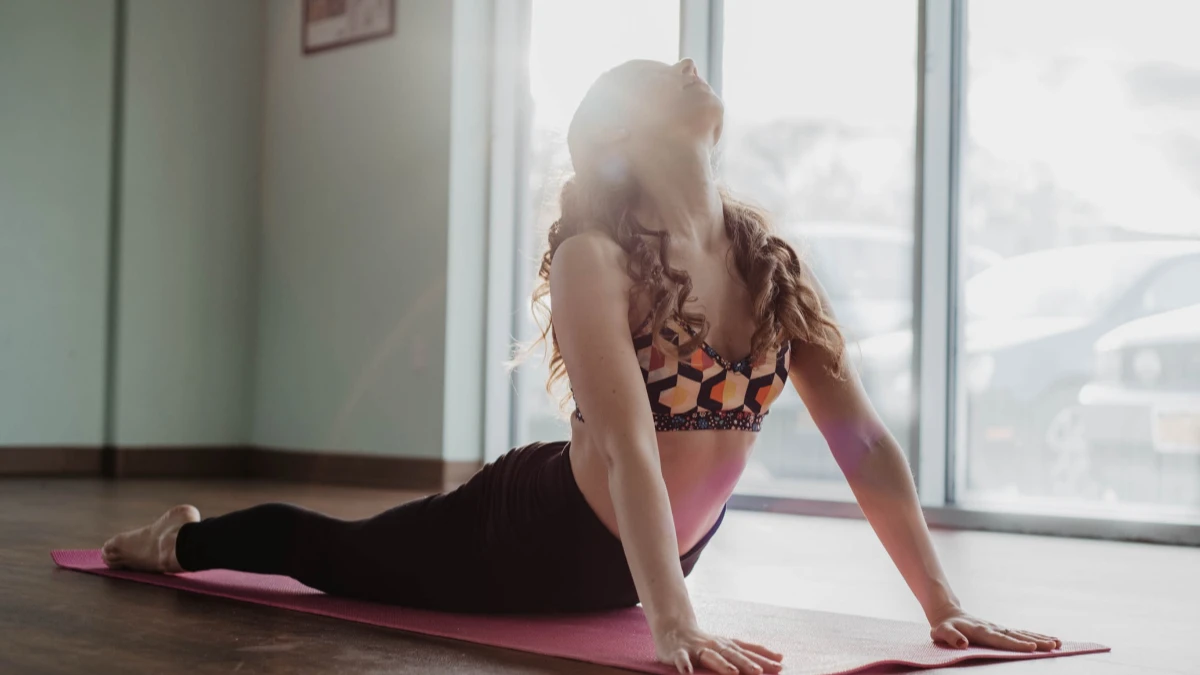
[{"xmin": 630, "ymin": 143, "xmax": 724, "ymax": 250}]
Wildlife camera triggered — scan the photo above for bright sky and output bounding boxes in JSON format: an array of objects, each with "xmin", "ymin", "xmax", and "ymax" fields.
[
  {"xmin": 966, "ymin": 0, "xmax": 1200, "ymax": 235},
  {"xmin": 528, "ymin": 0, "xmax": 917, "ymax": 129},
  {"xmin": 528, "ymin": 0, "xmax": 678, "ymax": 131},
  {"xmin": 720, "ymin": 0, "xmax": 916, "ymax": 127}
]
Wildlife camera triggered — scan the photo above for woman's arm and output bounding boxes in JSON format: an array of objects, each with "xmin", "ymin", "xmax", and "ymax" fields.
[
  {"xmin": 550, "ymin": 233, "xmax": 693, "ymax": 633},
  {"xmin": 788, "ymin": 339, "xmax": 960, "ymax": 622},
  {"xmin": 551, "ymin": 233, "xmax": 781, "ymax": 675},
  {"xmin": 788, "ymin": 270, "xmax": 1060, "ymax": 652}
]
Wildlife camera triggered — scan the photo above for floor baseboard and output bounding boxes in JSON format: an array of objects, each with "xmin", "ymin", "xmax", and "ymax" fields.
[
  {"xmin": 0, "ymin": 445, "xmax": 480, "ymax": 491},
  {"xmin": 113, "ymin": 446, "xmax": 252, "ymax": 479},
  {"xmin": 0, "ymin": 447, "xmax": 103, "ymax": 475}
]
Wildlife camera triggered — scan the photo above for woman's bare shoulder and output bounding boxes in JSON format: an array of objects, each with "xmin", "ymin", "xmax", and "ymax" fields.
[
  {"xmin": 550, "ymin": 230, "xmax": 629, "ymax": 289},
  {"xmin": 550, "ymin": 230, "xmax": 648, "ymax": 330}
]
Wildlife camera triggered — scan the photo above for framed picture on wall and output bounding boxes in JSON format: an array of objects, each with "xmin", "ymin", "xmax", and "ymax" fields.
[{"xmin": 303, "ymin": 0, "xmax": 396, "ymax": 55}]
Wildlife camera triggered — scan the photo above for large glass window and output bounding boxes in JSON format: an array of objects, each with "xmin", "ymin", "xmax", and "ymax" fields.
[
  {"xmin": 956, "ymin": 0, "xmax": 1200, "ymax": 517},
  {"xmin": 511, "ymin": 1, "xmax": 680, "ymax": 446},
  {"xmin": 499, "ymin": 0, "xmax": 1200, "ymax": 536},
  {"xmin": 720, "ymin": 0, "xmax": 919, "ymax": 498}
]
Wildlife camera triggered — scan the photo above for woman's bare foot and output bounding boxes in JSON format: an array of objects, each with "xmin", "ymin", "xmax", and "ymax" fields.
[{"xmin": 102, "ymin": 505, "xmax": 200, "ymax": 573}]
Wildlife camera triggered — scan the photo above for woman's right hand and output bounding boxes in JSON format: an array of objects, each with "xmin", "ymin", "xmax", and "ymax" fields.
[{"xmin": 655, "ymin": 624, "xmax": 784, "ymax": 674}]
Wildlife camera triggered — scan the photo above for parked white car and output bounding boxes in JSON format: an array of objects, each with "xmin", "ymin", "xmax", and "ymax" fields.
[
  {"xmin": 1072, "ymin": 304, "xmax": 1200, "ymax": 506},
  {"xmin": 1080, "ymin": 303, "xmax": 1200, "ymax": 455}
]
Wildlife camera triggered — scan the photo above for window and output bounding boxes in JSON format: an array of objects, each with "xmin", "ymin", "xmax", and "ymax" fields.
[
  {"xmin": 497, "ymin": 0, "xmax": 1200, "ymax": 539},
  {"xmin": 720, "ymin": 0, "xmax": 919, "ymax": 499},
  {"xmin": 511, "ymin": 0, "xmax": 680, "ymax": 446},
  {"xmin": 957, "ymin": 0, "xmax": 1200, "ymax": 517}
]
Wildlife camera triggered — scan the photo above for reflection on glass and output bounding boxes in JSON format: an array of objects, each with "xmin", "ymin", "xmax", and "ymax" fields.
[
  {"xmin": 513, "ymin": 1, "xmax": 679, "ymax": 446},
  {"xmin": 721, "ymin": 0, "xmax": 918, "ymax": 499},
  {"xmin": 966, "ymin": 248, "xmax": 1177, "ymax": 322},
  {"xmin": 955, "ymin": 0, "xmax": 1200, "ymax": 518}
]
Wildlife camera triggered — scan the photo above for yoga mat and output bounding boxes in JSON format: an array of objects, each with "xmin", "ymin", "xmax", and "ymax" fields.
[{"xmin": 53, "ymin": 549, "xmax": 1108, "ymax": 675}]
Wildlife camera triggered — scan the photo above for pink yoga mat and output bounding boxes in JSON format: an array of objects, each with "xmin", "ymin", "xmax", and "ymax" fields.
[{"xmin": 53, "ymin": 549, "xmax": 1107, "ymax": 675}]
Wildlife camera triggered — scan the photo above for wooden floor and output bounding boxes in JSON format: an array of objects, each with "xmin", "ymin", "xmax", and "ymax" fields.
[{"xmin": 2, "ymin": 479, "xmax": 1196, "ymax": 674}]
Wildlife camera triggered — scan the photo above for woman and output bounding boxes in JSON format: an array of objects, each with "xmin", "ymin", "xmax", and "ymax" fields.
[{"xmin": 102, "ymin": 59, "xmax": 1060, "ymax": 674}]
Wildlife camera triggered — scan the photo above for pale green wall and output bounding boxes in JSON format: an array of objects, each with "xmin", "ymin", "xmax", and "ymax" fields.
[
  {"xmin": 253, "ymin": 0, "xmax": 460, "ymax": 458},
  {"xmin": 113, "ymin": 0, "xmax": 263, "ymax": 446},
  {"xmin": 1, "ymin": 0, "xmax": 490, "ymax": 460},
  {"xmin": 0, "ymin": 0, "xmax": 262, "ymax": 450},
  {"xmin": 0, "ymin": 1, "xmax": 115, "ymax": 446}
]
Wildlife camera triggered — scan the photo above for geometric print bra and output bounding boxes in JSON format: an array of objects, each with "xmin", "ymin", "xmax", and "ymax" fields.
[{"xmin": 573, "ymin": 319, "xmax": 792, "ymax": 432}]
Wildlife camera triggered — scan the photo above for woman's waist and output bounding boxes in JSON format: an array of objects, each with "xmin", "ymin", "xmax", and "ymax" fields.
[{"xmin": 568, "ymin": 433, "xmax": 749, "ymax": 554}]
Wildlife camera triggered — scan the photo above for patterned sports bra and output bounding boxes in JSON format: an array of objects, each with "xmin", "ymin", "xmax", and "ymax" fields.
[{"xmin": 574, "ymin": 320, "xmax": 792, "ymax": 432}]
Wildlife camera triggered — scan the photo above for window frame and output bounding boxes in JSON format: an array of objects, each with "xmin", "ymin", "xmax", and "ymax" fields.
[
  {"xmin": 486, "ymin": 0, "xmax": 1200, "ymax": 545},
  {"xmin": 483, "ymin": 0, "xmax": 531, "ymax": 463}
]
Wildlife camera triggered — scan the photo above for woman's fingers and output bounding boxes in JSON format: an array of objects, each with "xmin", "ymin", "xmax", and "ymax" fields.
[
  {"xmin": 929, "ymin": 613, "xmax": 1062, "ymax": 655},
  {"xmin": 720, "ymin": 648, "xmax": 763, "ymax": 675},
  {"xmin": 931, "ymin": 623, "xmax": 969, "ymax": 649},
  {"xmin": 673, "ymin": 648, "xmax": 695, "ymax": 674},
  {"xmin": 978, "ymin": 627, "xmax": 1038, "ymax": 652},
  {"xmin": 1016, "ymin": 629, "xmax": 1061, "ymax": 649},
  {"xmin": 737, "ymin": 648, "xmax": 783, "ymax": 674},
  {"xmin": 732, "ymin": 639, "xmax": 784, "ymax": 662},
  {"xmin": 698, "ymin": 647, "xmax": 739, "ymax": 675},
  {"xmin": 1010, "ymin": 629, "xmax": 1059, "ymax": 651},
  {"xmin": 934, "ymin": 620, "xmax": 1053, "ymax": 653}
]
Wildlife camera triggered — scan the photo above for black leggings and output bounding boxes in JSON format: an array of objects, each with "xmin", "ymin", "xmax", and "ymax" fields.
[{"xmin": 174, "ymin": 441, "xmax": 723, "ymax": 614}]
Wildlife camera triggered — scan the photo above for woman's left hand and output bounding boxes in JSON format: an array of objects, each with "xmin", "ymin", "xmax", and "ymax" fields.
[{"xmin": 928, "ymin": 605, "xmax": 1062, "ymax": 652}]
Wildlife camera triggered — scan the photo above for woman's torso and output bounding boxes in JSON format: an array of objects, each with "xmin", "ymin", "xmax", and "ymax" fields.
[{"xmin": 564, "ymin": 240, "xmax": 787, "ymax": 554}]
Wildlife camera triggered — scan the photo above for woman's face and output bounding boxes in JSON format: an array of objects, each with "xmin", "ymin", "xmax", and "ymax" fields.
[
  {"xmin": 570, "ymin": 59, "xmax": 724, "ymax": 164},
  {"xmin": 614, "ymin": 59, "xmax": 723, "ymax": 141}
]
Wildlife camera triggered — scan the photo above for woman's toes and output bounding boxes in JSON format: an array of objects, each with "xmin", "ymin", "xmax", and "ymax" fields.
[{"xmin": 101, "ymin": 535, "xmax": 131, "ymax": 568}]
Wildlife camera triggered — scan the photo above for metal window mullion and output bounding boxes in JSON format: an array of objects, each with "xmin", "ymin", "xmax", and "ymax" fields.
[
  {"xmin": 680, "ymin": 0, "xmax": 722, "ymax": 91},
  {"xmin": 708, "ymin": 0, "xmax": 723, "ymax": 96},
  {"xmin": 914, "ymin": 0, "xmax": 961, "ymax": 508},
  {"xmin": 484, "ymin": 0, "xmax": 532, "ymax": 461},
  {"xmin": 946, "ymin": 0, "xmax": 967, "ymax": 506}
]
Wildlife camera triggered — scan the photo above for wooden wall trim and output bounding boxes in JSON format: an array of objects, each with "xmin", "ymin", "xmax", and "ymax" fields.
[
  {"xmin": 114, "ymin": 447, "xmax": 251, "ymax": 479},
  {"xmin": 0, "ymin": 448, "xmax": 104, "ymax": 475},
  {"xmin": 0, "ymin": 446, "xmax": 481, "ymax": 491}
]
